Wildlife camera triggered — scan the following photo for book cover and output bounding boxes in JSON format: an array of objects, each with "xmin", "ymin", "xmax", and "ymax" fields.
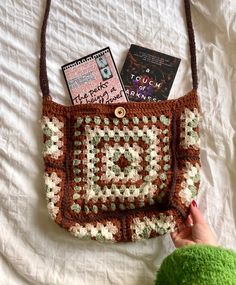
[
  {"xmin": 62, "ymin": 47, "xmax": 127, "ymax": 105},
  {"xmin": 120, "ymin": 44, "xmax": 181, "ymax": 102}
]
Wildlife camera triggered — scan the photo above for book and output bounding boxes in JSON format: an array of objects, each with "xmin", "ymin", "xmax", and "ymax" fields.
[
  {"xmin": 62, "ymin": 47, "xmax": 127, "ymax": 105},
  {"xmin": 120, "ymin": 44, "xmax": 181, "ymax": 102}
]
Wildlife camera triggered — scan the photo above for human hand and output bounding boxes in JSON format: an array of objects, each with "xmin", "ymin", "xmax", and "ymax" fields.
[{"xmin": 171, "ymin": 200, "xmax": 218, "ymax": 248}]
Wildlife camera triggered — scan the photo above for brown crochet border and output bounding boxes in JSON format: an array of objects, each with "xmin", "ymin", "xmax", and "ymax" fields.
[
  {"xmin": 43, "ymin": 90, "xmax": 199, "ymax": 241},
  {"xmin": 40, "ymin": 0, "xmax": 200, "ymax": 241}
]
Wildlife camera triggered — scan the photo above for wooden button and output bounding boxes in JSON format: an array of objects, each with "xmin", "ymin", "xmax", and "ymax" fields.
[{"xmin": 114, "ymin": 107, "xmax": 126, "ymax": 118}]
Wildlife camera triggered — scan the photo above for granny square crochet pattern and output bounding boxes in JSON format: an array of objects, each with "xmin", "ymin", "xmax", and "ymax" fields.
[
  {"xmin": 41, "ymin": 91, "xmax": 200, "ymax": 242},
  {"xmin": 40, "ymin": 0, "xmax": 201, "ymax": 242}
]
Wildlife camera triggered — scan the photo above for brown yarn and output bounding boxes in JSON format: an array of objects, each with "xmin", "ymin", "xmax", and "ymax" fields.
[
  {"xmin": 40, "ymin": 0, "xmax": 51, "ymax": 97},
  {"xmin": 184, "ymin": 0, "xmax": 198, "ymax": 90},
  {"xmin": 40, "ymin": 1, "xmax": 201, "ymax": 242}
]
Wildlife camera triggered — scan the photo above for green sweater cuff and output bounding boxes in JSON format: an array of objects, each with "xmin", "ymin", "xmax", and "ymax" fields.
[{"xmin": 155, "ymin": 245, "xmax": 236, "ymax": 285}]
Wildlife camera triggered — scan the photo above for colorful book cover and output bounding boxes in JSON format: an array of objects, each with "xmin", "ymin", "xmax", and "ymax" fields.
[
  {"xmin": 120, "ymin": 44, "xmax": 181, "ymax": 102},
  {"xmin": 62, "ymin": 47, "xmax": 127, "ymax": 105}
]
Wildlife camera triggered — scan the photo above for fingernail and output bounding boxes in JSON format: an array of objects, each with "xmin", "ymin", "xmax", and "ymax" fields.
[{"xmin": 192, "ymin": 200, "xmax": 197, "ymax": 207}]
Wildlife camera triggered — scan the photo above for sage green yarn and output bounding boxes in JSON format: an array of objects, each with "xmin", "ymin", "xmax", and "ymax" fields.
[{"xmin": 155, "ymin": 245, "xmax": 236, "ymax": 285}]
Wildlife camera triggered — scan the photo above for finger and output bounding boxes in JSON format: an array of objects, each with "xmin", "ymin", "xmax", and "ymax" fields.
[
  {"xmin": 190, "ymin": 200, "xmax": 206, "ymax": 224},
  {"xmin": 170, "ymin": 230, "xmax": 178, "ymax": 240},
  {"xmin": 171, "ymin": 226, "xmax": 192, "ymax": 240},
  {"xmin": 170, "ymin": 231, "xmax": 182, "ymax": 244},
  {"xmin": 170, "ymin": 231, "xmax": 195, "ymax": 248},
  {"xmin": 185, "ymin": 214, "xmax": 193, "ymax": 226},
  {"xmin": 176, "ymin": 223, "xmax": 186, "ymax": 233}
]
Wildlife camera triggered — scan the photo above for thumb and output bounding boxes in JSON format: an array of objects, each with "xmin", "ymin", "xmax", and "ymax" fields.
[{"xmin": 190, "ymin": 200, "xmax": 206, "ymax": 225}]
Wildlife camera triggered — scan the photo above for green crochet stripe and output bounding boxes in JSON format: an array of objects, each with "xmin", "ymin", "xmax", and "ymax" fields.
[{"xmin": 155, "ymin": 245, "xmax": 236, "ymax": 285}]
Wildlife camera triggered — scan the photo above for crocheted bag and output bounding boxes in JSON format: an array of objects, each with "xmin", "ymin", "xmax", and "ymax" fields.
[{"xmin": 40, "ymin": 0, "xmax": 200, "ymax": 242}]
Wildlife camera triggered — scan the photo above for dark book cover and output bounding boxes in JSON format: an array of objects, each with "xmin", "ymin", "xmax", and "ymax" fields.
[{"xmin": 120, "ymin": 44, "xmax": 181, "ymax": 102}]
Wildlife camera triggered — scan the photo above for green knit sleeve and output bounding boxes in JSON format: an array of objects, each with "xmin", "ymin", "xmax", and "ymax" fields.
[{"xmin": 155, "ymin": 245, "xmax": 236, "ymax": 285}]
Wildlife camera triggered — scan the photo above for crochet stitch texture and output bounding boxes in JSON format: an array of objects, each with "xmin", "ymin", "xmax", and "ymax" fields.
[
  {"xmin": 40, "ymin": 0, "xmax": 200, "ymax": 242},
  {"xmin": 42, "ymin": 91, "xmax": 200, "ymax": 242},
  {"xmin": 155, "ymin": 245, "xmax": 236, "ymax": 284}
]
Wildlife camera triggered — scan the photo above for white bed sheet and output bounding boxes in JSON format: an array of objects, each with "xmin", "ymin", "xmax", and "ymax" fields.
[{"xmin": 1, "ymin": 0, "xmax": 236, "ymax": 284}]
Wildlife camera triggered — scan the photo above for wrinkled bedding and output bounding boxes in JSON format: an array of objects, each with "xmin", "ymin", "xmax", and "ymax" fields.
[{"xmin": 0, "ymin": 0, "xmax": 236, "ymax": 284}]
